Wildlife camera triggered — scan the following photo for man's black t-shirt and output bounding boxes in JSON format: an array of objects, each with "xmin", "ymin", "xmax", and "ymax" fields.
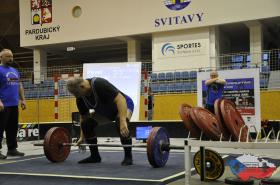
[{"xmin": 76, "ymin": 77, "xmax": 120, "ymax": 121}]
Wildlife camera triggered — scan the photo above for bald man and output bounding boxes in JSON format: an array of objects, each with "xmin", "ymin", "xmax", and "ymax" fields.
[
  {"xmin": 67, "ymin": 77, "xmax": 134, "ymax": 165},
  {"xmin": 0, "ymin": 49, "xmax": 26, "ymax": 159},
  {"xmin": 205, "ymin": 71, "xmax": 226, "ymax": 113}
]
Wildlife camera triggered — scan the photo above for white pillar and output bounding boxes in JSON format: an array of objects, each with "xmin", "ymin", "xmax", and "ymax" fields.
[
  {"xmin": 245, "ymin": 21, "xmax": 263, "ymax": 67},
  {"xmin": 33, "ymin": 48, "xmax": 47, "ymax": 84},
  {"xmin": 127, "ymin": 40, "xmax": 141, "ymax": 62},
  {"xmin": 209, "ymin": 26, "xmax": 220, "ymax": 69}
]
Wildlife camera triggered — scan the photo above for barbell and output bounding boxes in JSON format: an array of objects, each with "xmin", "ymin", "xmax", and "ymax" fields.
[
  {"xmin": 34, "ymin": 126, "xmax": 225, "ymax": 180},
  {"xmin": 34, "ymin": 126, "xmax": 183, "ymax": 168}
]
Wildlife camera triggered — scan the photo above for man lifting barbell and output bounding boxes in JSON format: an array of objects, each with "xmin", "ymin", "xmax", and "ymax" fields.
[{"xmin": 67, "ymin": 77, "xmax": 134, "ymax": 165}]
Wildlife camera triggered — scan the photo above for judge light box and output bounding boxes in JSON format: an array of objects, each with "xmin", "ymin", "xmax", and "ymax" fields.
[
  {"xmin": 83, "ymin": 62, "xmax": 141, "ymax": 121},
  {"xmin": 136, "ymin": 126, "xmax": 152, "ymax": 140}
]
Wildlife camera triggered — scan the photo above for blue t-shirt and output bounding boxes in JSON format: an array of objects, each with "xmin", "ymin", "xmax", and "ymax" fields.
[
  {"xmin": 206, "ymin": 82, "xmax": 224, "ymax": 106},
  {"xmin": 0, "ymin": 65, "xmax": 20, "ymax": 107}
]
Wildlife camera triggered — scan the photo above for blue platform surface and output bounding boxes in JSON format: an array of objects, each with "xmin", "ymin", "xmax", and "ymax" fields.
[{"xmin": 0, "ymin": 150, "xmax": 186, "ymax": 185}]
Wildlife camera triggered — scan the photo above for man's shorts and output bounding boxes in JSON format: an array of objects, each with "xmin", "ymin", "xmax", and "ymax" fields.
[{"xmin": 125, "ymin": 95, "xmax": 134, "ymax": 113}]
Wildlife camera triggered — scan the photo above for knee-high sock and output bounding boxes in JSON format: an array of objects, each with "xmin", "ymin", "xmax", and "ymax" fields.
[
  {"xmin": 81, "ymin": 117, "xmax": 99, "ymax": 157},
  {"xmin": 85, "ymin": 137, "xmax": 100, "ymax": 157}
]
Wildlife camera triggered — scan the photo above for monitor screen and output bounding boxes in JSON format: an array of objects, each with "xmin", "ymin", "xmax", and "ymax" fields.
[{"xmin": 136, "ymin": 126, "xmax": 152, "ymax": 140}]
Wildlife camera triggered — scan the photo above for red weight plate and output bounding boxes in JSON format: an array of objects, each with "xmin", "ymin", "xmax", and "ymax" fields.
[
  {"xmin": 44, "ymin": 127, "xmax": 71, "ymax": 162},
  {"xmin": 220, "ymin": 99, "xmax": 250, "ymax": 142},
  {"xmin": 214, "ymin": 99, "xmax": 230, "ymax": 140},
  {"xmin": 190, "ymin": 107, "xmax": 224, "ymax": 141},
  {"xmin": 179, "ymin": 103, "xmax": 201, "ymax": 138},
  {"xmin": 147, "ymin": 127, "xmax": 170, "ymax": 168}
]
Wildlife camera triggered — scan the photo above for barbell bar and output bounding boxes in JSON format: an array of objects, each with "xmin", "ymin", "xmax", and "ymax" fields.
[{"xmin": 34, "ymin": 142, "xmax": 183, "ymax": 151}]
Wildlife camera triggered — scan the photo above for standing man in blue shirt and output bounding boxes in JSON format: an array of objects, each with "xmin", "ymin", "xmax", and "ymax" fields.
[
  {"xmin": 205, "ymin": 71, "xmax": 226, "ymax": 113},
  {"xmin": 0, "ymin": 49, "xmax": 26, "ymax": 159}
]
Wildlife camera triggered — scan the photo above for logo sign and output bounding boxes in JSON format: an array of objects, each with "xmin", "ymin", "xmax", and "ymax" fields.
[
  {"xmin": 31, "ymin": 0, "xmax": 52, "ymax": 25},
  {"xmin": 157, "ymin": 40, "xmax": 206, "ymax": 58},
  {"xmin": 164, "ymin": 0, "xmax": 191, "ymax": 11},
  {"xmin": 227, "ymin": 154, "xmax": 277, "ymax": 181},
  {"xmin": 17, "ymin": 124, "xmax": 39, "ymax": 141},
  {"xmin": 161, "ymin": 43, "xmax": 176, "ymax": 55},
  {"xmin": 26, "ymin": 0, "xmax": 60, "ymax": 41},
  {"xmin": 155, "ymin": 0, "xmax": 203, "ymax": 28}
]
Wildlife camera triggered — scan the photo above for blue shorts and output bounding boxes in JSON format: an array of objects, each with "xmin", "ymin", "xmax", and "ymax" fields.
[{"xmin": 125, "ymin": 95, "xmax": 134, "ymax": 113}]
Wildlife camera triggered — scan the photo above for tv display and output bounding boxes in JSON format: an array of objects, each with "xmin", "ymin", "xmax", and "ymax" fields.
[{"xmin": 136, "ymin": 126, "xmax": 152, "ymax": 140}]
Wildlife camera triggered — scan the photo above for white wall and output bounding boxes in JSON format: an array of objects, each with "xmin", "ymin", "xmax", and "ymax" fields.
[
  {"xmin": 20, "ymin": 0, "xmax": 280, "ymax": 47},
  {"xmin": 152, "ymin": 28, "xmax": 210, "ymax": 71}
]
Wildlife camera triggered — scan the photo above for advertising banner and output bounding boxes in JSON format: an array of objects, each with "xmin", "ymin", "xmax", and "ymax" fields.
[{"xmin": 197, "ymin": 68, "xmax": 261, "ymax": 131}]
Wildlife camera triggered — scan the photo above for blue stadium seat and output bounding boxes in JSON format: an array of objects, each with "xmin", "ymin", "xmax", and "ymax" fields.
[
  {"xmin": 260, "ymin": 78, "xmax": 268, "ymax": 88},
  {"xmin": 189, "ymin": 71, "xmax": 197, "ymax": 79},
  {"xmin": 23, "ymin": 81, "xmax": 33, "ymax": 89},
  {"xmin": 261, "ymin": 65, "xmax": 270, "ymax": 74},
  {"xmin": 44, "ymin": 80, "xmax": 54, "ymax": 85},
  {"xmin": 191, "ymin": 82, "xmax": 197, "ymax": 91},
  {"xmin": 150, "ymin": 83, "xmax": 159, "ymax": 93},
  {"xmin": 165, "ymin": 72, "xmax": 174, "ymax": 81},
  {"xmin": 232, "ymin": 63, "xmax": 242, "ymax": 69},
  {"xmin": 181, "ymin": 71, "xmax": 189, "ymax": 80},
  {"xmin": 182, "ymin": 83, "xmax": 191, "ymax": 91},
  {"xmin": 175, "ymin": 83, "xmax": 182, "ymax": 92},
  {"xmin": 158, "ymin": 73, "xmax": 166, "ymax": 81},
  {"xmin": 174, "ymin": 72, "xmax": 181, "ymax": 81},
  {"xmin": 168, "ymin": 83, "xmax": 175, "ymax": 92},
  {"xmin": 25, "ymin": 91, "xmax": 33, "ymax": 98},
  {"xmin": 150, "ymin": 73, "xmax": 158, "ymax": 82},
  {"xmin": 159, "ymin": 84, "xmax": 168, "ymax": 92}
]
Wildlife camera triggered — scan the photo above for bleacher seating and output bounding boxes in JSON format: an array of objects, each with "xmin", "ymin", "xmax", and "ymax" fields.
[
  {"xmin": 165, "ymin": 72, "xmax": 174, "ymax": 81},
  {"xmin": 260, "ymin": 78, "xmax": 268, "ymax": 88},
  {"xmin": 189, "ymin": 71, "xmax": 197, "ymax": 79},
  {"xmin": 150, "ymin": 73, "xmax": 157, "ymax": 82},
  {"xmin": 261, "ymin": 65, "xmax": 270, "ymax": 74},
  {"xmin": 175, "ymin": 83, "xmax": 182, "ymax": 92},
  {"xmin": 168, "ymin": 83, "xmax": 175, "ymax": 92},
  {"xmin": 190, "ymin": 82, "xmax": 197, "ymax": 91},
  {"xmin": 158, "ymin": 73, "xmax": 166, "ymax": 81},
  {"xmin": 181, "ymin": 71, "xmax": 189, "ymax": 80},
  {"xmin": 159, "ymin": 84, "xmax": 168, "ymax": 92},
  {"xmin": 150, "ymin": 83, "xmax": 159, "ymax": 93},
  {"xmin": 182, "ymin": 83, "xmax": 191, "ymax": 91},
  {"xmin": 174, "ymin": 72, "xmax": 181, "ymax": 80},
  {"xmin": 142, "ymin": 70, "xmax": 201, "ymax": 93}
]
